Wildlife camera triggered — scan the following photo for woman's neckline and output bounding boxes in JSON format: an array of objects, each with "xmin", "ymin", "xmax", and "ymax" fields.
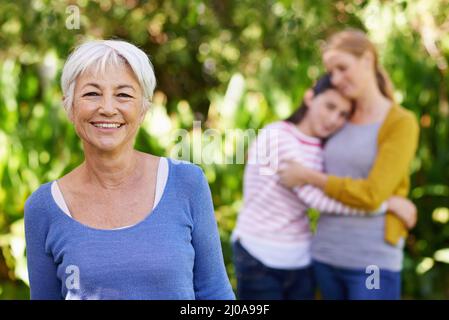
[
  {"xmin": 348, "ymin": 101, "xmax": 395, "ymax": 127},
  {"xmin": 49, "ymin": 157, "xmax": 171, "ymax": 232},
  {"xmin": 346, "ymin": 121, "xmax": 382, "ymax": 127}
]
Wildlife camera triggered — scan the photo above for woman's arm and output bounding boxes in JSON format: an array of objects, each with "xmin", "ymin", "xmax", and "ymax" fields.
[
  {"xmin": 189, "ymin": 166, "xmax": 235, "ymax": 300},
  {"xmin": 24, "ymin": 192, "xmax": 63, "ymax": 300}
]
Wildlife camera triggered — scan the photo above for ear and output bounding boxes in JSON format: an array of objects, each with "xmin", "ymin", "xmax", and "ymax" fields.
[
  {"xmin": 304, "ymin": 89, "xmax": 314, "ymax": 106},
  {"xmin": 139, "ymin": 103, "xmax": 149, "ymax": 125},
  {"xmin": 68, "ymin": 108, "xmax": 75, "ymax": 123},
  {"xmin": 139, "ymin": 111, "xmax": 147, "ymax": 125}
]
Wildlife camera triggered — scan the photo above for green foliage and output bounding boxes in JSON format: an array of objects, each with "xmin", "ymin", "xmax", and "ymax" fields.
[{"xmin": 0, "ymin": 0, "xmax": 448, "ymax": 299}]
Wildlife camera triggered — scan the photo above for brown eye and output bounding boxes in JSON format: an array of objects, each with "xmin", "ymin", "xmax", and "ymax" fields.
[
  {"xmin": 83, "ymin": 92, "xmax": 100, "ymax": 97},
  {"xmin": 117, "ymin": 93, "xmax": 133, "ymax": 98},
  {"xmin": 326, "ymin": 102, "xmax": 336, "ymax": 111}
]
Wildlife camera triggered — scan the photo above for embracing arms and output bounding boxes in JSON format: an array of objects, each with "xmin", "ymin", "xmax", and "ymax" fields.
[{"xmin": 279, "ymin": 107, "xmax": 420, "ymax": 230}]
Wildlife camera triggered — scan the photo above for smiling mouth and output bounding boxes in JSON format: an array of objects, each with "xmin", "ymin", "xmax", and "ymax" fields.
[{"xmin": 90, "ymin": 122, "xmax": 125, "ymax": 129}]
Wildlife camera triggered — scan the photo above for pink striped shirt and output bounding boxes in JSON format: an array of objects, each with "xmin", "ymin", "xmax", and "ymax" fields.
[{"xmin": 233, "ymin": 121, "xmax": 384, "ymax": 269}]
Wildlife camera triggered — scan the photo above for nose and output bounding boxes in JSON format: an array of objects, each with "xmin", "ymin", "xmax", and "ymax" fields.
[
  {"xmin": 99, "ymin": 94, "xmax": 118, "ymax": 116},
  {"xmin": 327, "ymin": 111, "xmax": 342, "ymax": 129},
  {"xmin": 331, "ymin": 71, "xmax": 342, "ymax": 87}
]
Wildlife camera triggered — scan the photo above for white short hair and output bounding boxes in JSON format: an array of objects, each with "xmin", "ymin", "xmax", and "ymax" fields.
[{"xmin": 61, "ymin": 39, "xmax": 156, "ymax": 113}]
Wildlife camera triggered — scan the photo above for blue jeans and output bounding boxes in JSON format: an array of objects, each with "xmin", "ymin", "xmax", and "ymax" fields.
[
  {"xmin": 313, "ymin": 260, "xmax": 401, "ymax": 300},
  {"xmin": 232, "ymin": 240, "xmax": 315, "ymax": 300}
]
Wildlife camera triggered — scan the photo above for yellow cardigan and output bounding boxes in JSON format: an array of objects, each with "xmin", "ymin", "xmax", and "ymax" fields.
[{"xmin": 324, "ymin": 104, "xmax": 420, "ymax": 246}]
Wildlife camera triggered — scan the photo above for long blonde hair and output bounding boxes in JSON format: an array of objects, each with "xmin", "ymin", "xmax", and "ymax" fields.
[{"xmin": 323, "ymin": 29, "xmax": 395, "ymax": 102}]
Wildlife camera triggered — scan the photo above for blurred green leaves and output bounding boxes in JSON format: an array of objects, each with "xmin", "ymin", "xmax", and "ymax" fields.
[{"xmin": 0, "ymin": 0, "xmax": 448, "ymax": 299}]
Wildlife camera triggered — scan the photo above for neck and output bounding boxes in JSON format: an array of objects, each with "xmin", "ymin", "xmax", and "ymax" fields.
[
  {"xmin": 81, "ymin": 144, "xmax": 140, "ymax": 190},
  {"xmin": 295, "ymin": 117, "xmax": 316, "ymax": 138},
  {"xmin": 353, "ymin": 77, "xmax": 391, "ymax": 119}
]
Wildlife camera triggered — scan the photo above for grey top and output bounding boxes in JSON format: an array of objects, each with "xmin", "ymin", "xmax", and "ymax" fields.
[{"xmin": 311, "ymin": 122, "xmax": 404, "ymax": 272}]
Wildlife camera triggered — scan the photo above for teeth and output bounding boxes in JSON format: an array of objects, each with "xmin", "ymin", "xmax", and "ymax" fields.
[{"xmin": 93, "ymin": 123, "xmax": 122, "ymax": 128}]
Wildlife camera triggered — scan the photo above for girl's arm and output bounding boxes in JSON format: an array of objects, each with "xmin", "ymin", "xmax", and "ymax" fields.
[
  {"xmin": 294, "ymin": 183, "xmax": 386, "ymax": 216},
  {"xmin": 294, "ymin": 183, "xmax": 417, "ymax": 229}
]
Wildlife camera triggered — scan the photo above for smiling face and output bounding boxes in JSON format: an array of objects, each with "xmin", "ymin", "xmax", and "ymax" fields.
[
  {"xmin": 322, "ymin": 49, "xmax": 372, "ymax": 100},
  {"xmin": 304, "ymin": 89, "xmax": 352, "ymax": 138},
  {"xmin": 69, "ymin": 62, "xmax": 145, "ymax": 153}
]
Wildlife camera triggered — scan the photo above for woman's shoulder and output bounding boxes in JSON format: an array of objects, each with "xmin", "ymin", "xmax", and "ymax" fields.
[
  {"xmin": 387, "ymin": 104, "xmax": 418, "ymax": 125},
  {"xmin": 24, "ymin": 182, "xmax": 54, "ymax": 220},
  {"xmin": 381, "ymin": 104, "xmax": 419, "ymax": 134},
  {"xmin": 26, "ymin": 182, "xmax": 53, "ymax": 205},
  {"xmin": 166, "ymin": 158, "xmax": 206, "ymax": 186}
]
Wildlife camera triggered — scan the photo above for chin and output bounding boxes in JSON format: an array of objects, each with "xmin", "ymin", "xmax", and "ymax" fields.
[
  {"xmin": 339, "ymin": 87, "xmax": 355, "ymax": 99},
  {"xmin": 319, "ymin": 128, "xmax": 335, "ymax": 138},
  {"xmin": 316, "ymin": 131, "xmax": 329, "ymax": 139},
  {"xmin": 92, "ymin": 140, "xmax": 122, "ymax": 152},
  {"xmin": 347, "ymin": 87, "xmax": 361, "ymax": 99}
]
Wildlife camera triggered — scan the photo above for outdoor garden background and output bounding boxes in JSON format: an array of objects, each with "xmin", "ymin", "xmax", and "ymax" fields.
[{"xmin": 1, "ymin": 0, "xmax": 449, "ymax": 299}]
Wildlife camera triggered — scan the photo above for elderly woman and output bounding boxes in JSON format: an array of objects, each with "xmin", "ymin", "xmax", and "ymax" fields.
[{"xmin": 24, "ymin": 40, "xmax": 235, "ymax": 300}]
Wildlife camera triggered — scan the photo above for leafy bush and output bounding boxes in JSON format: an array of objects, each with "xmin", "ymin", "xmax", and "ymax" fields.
[{"xmin": 0, "ymin": 0, "xmax": 448, "ymax": 299}]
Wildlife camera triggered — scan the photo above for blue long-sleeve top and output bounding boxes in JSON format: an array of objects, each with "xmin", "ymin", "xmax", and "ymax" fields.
[{"xmin": 24, "ymin": 158, "xmax": 235, "ymax": 300}]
